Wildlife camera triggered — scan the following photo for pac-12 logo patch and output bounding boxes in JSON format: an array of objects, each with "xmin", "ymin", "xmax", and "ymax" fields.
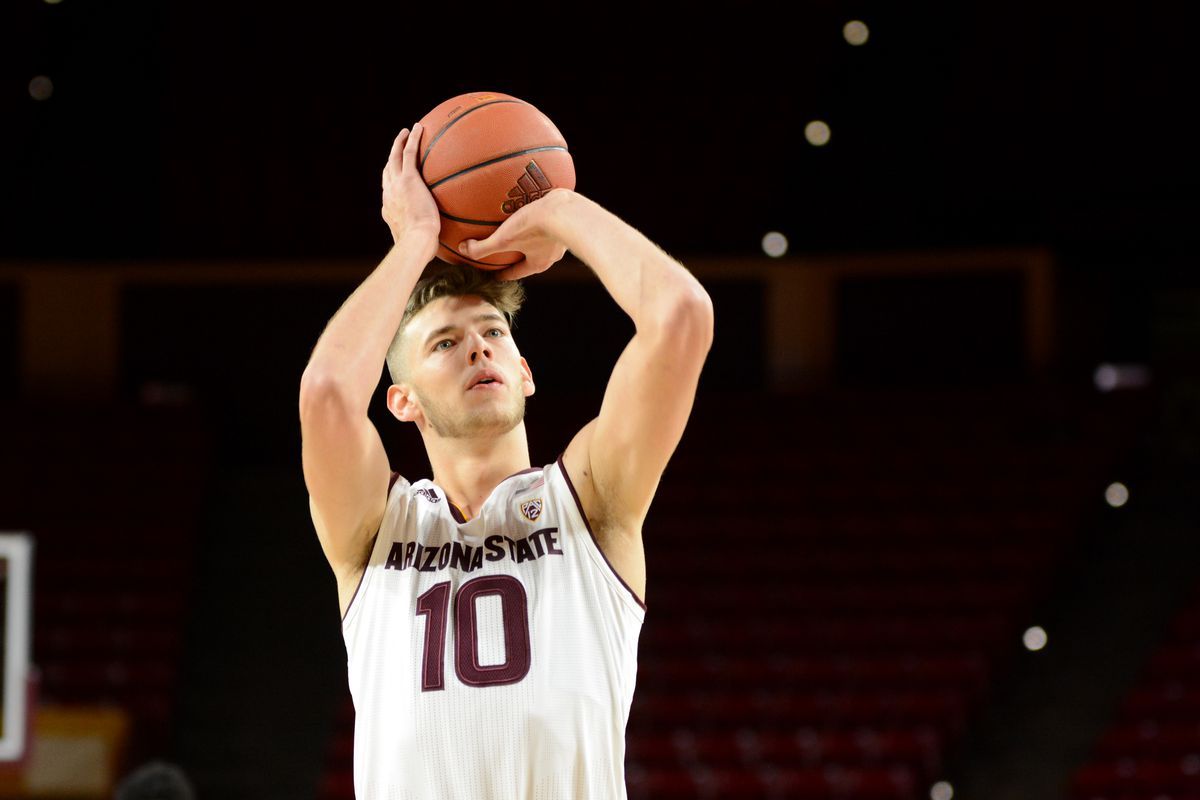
[{"xmin": 520, "ymin": 498, "xmax": 543, "ymax": 522}]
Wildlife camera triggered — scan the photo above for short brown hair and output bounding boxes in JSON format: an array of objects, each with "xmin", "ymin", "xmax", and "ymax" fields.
[{"xmin": 386, "ymin": 261, "xmax": 526, "ymax": 385}]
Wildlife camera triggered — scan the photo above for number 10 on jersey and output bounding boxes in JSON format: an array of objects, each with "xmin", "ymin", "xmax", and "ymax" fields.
[{"xmin": 416, "ymin": 574, "xmax": 531, "ymax": 691}]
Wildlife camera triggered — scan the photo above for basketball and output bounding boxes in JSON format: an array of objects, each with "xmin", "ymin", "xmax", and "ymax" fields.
[{"xmin": 414, "ymin": 92, "xmax": 576, "ymax": 269}]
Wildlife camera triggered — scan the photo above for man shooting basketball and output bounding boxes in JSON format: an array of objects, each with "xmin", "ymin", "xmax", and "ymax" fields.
[{"xmin": 299, "ymin": 121, "xmax": 713, "ymax": 799}]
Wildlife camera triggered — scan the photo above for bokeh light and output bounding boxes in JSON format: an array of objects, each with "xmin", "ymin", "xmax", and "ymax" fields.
[
  {"xmin": 805, "ymin": 120, "xmax": 831, "ymax": 146},
  {"xmin": 1023, "ymin": 626, "xmax": 1048, "ymax": 651},
  {"xmin": 930, "ymin": 780, "xmax": 954, "ymax": 800},
  {"xmin": 844, "ymin": 20, "xmax": 870, "ymax": 45},
  {"xmin": 762, "ymin": 231, "xmax": 789, "ymax": 257}
]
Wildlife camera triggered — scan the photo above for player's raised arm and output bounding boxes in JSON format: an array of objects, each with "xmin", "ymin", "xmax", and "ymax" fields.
[
  {"xmin": 299, "ymin": 123, "xmax": 438, "ymax": 578},
  {"xmin": 462, "ymin": 189, "xmax": 714, "ymax": 532},
  {"xmin": 553, "ymin": 192, "xmax": 713, "ymax": 529}
]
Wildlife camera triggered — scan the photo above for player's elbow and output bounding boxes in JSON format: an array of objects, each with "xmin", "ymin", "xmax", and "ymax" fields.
[
  {"xmin": 674, "ymin": 288, "xmax": 714, "ymax": 352},
  {"xmin": 651, "ymin": 294, "xmax": 712, "ymax": 356}
]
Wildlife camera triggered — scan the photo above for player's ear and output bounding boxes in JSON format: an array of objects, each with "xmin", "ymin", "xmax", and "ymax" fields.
[
  {"xmin": 388, "ymin": 384, "xmax": 424, "ymax": 425},
  {"xmin": 519, "ymin": 357, "xmax": 535, "ymax": 397}
]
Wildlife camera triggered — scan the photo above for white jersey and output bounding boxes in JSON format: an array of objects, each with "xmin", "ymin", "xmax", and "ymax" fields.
[{"xmin": 340, "ymin": 452, "xmax": 647, "ymax": 800}]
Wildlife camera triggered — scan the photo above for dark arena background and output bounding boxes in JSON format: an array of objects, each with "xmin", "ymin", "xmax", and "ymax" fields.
[{"xmin": 2, "ymin": 2, "xmax": 1198, "ymax": 798}]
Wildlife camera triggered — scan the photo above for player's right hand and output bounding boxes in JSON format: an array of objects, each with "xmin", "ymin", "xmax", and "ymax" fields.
[{"xmin": 382, "ymin": 123, "xmax": 440, "ymax": 257}]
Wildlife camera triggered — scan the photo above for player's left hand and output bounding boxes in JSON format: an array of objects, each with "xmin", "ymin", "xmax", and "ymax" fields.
[{"xmin": 457, "ymin": 188, "xmax": 573, "ymax": 281}]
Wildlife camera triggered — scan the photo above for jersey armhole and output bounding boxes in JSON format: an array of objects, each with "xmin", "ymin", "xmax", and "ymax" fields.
[
  {"xmin": 555, "ymin": 453, "xmax": 648, "ymax": 617},
  {"xmin": 341, "ymin": 470, "xmax": 407, "ymax": 627}
]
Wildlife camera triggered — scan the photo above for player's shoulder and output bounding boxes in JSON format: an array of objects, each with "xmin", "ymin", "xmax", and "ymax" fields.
[{"xmin": 380, "ymin": 470, "xmax": 417, "ymax": 515}]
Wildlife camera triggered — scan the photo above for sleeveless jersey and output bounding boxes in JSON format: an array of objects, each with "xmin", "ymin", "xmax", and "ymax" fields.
[{"xmin": 340, "ymin": 452, "xmax": 647, "ymax": 800}]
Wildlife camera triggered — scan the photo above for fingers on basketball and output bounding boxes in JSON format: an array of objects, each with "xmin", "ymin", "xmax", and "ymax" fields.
[
  {"xmin": 463, "ymin": 231, "xmax": 507, "ymax": 260},
  {"xmin": 405, "ymin": 123, "xmax": 422, "ymax": 166},
  {"xmin": 383, "ymin": 128, "xmax": 409, "ymax": 184}
]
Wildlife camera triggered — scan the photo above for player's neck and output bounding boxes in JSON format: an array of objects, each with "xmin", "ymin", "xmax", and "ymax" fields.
[{"xmin": 426, "ymin": 425, "xmax": 531, "ymax": 519}]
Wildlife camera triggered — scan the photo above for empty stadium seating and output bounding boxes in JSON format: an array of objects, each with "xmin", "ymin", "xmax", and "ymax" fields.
[{"xmin": 1069, "ymin": 580, "xmax": 1200, "ymax": 800}]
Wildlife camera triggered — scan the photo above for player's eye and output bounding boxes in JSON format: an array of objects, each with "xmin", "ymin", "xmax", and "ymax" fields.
[{"xmin": 435, "ymin": 329, "xmax": 503, "ymax": 352}]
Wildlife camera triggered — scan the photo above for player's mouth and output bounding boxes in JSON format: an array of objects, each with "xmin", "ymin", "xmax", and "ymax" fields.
[{"xmin": 466, "ymin": 369, "xmax": 505, "ymax": 392}]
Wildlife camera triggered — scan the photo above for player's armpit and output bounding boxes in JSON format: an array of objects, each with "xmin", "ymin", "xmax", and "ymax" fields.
[{"xmin": 585, "ymin": 301, "xmax": 713, "ymax": 529}]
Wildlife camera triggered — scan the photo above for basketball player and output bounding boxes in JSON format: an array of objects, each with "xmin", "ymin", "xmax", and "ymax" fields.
[{"xmin": 299, "ymin": 122, "xmax": 713, "ymax": 799}]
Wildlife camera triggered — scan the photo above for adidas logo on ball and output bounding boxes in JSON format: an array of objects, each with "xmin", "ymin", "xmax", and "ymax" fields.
[{"xmin": 502, "ymin": 161, "xmax": 555, "ymax": 215}]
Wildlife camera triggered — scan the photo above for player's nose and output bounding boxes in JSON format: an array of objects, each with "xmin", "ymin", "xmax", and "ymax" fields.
[{"xmin": 467, "ymin": 332, "xmax": 493, "ymax": 360}]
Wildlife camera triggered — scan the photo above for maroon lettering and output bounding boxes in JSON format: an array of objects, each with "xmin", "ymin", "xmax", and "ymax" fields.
[
  {"xmin": 414, "ymin": 575, "xmax": 532, "ymax": 691},
  {"xmin": 484, "ymin": 535, "xmax": 505, "ymax": 561},
  {"xmin": 419, "ymin": 545, "xmax": 438, "ymax": 572},
  {"xmin": 450, "ymin": 542, "xmax": 474, "ymax": 571},
  {"xmin": 388, "ymin": 528, "xmax": 560, "ymax": 575},
  {"xmin": 415, "ymin": 582, "xmax": 450, "ymax": 691},
  {"xmin": 514, "ymin": 538, "xmax": 535, "ymax": 563},
  {"xmin": 454, "ymin": 575, "xmax": 531, "ymax": 687}
]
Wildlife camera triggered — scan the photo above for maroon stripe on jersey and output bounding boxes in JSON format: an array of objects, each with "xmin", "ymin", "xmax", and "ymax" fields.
[
  {"xmin": 341, "ymin": 470, "xmax": 402, "ymax": 625},
  {"xmin": 555, "ymin": 453, "xmax": 648, "ymax": 611}
]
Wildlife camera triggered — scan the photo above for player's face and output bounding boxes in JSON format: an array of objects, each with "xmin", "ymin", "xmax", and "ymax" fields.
[{"xmin": 407, "ymin": 295, "xmax": 534, "ymax": 439}]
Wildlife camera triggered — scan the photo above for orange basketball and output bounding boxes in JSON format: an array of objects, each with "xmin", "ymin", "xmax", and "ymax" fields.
[{"xmin": 414, "ymin": 92, "xmax": 575, "ymax": 269}]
